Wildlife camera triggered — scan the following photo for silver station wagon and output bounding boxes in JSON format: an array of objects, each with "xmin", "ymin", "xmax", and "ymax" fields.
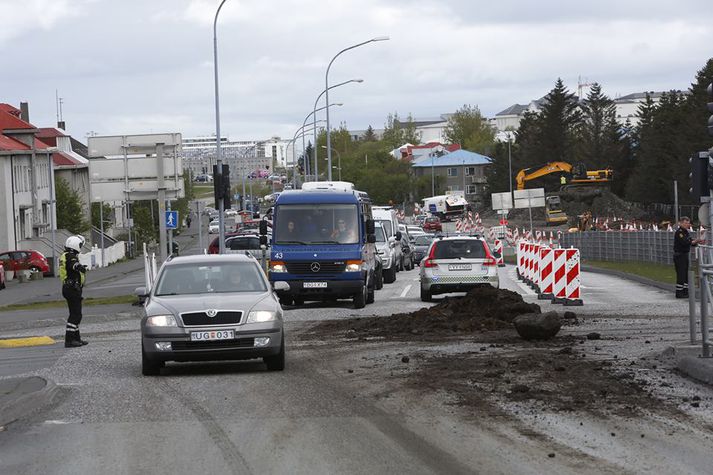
[{"xmin": 138, "ymin": 254, "xmax": 287, "ymax": 375}]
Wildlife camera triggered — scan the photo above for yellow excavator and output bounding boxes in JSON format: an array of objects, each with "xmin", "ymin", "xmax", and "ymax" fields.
[
  {"xmin": 515, "ymin": 162, "xmax": 613, "ymax": 226},
  {"xmin": 515, "ymin": 161, "xmax": 613, "ymax": 191}
]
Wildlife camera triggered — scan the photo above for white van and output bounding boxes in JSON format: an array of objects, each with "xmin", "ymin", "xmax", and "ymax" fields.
[{"xmin": 372, "ymin": 207, "xmax": 403, "ymax": 272}]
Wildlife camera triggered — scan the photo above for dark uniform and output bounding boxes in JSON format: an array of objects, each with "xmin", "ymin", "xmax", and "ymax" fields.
[
  {"xmin": 673, "ymin": 226, "xmax": 696, "ymax": 298},
  {"xmin": 60, "ymin": 249, "xmax": 87, "ymax": 346}
]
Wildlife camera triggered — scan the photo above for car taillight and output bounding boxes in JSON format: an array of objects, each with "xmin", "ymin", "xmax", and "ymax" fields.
[
  {"xmin": 423, "ymin": 258, "xmax": 437, "ymax": 268},
  {"xmin": 483, "ymin": 256, "xmax": 497, "ymax": 266}
]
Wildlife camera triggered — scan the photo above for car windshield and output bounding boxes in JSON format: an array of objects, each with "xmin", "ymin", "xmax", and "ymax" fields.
[
  {"xmin": 154, "ymin": 261, "xmax": 267, "ymax": 295},
  {"xmin": 414, "ymin": 235, "xmax": 434, "ymax": 246},
  {"xmin": 374, "ymin": 226, "xmax": 386, "ymax": 242},
  {"xmin": 274, "ymin": 204, "xmax": 360, "ymax": 245},
  {"xmin": 376, "ymin": 219, "xmax": 393, "ymax": 238},
  {"xmin": 433, "ymin": 240, "xmax": 486, "ymax": 259}
]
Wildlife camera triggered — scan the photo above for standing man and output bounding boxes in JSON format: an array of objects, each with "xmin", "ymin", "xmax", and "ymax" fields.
[
  {"xmin": 674, "ymin": 217, "xmax": 702, "ymax": 298},
  {"xmin": 60, "ymin": 235, "xmax": 88, "ymax": 347}
]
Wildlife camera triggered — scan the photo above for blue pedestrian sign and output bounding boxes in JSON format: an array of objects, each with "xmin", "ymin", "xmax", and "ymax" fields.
[{"xmin": 165, "ymin": 211, "xmax": 178, "ymax": 229}]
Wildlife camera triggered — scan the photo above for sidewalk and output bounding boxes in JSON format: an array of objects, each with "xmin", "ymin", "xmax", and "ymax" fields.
[{"xmin": 0, "ymin": 225, "xmax": 199, "ymax": 307}]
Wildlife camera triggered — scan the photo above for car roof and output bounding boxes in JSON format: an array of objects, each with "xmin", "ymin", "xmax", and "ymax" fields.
[{"xmin": 164, "ymin": 254, "xmax": 258, "ymax": 266}]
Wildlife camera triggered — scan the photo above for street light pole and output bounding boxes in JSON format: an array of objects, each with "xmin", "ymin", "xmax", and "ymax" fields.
[
  {"xmin": 213, "ymin": 0, "xmax": 229, "ymax": 254},
  {"xmin": 313, "ymin": 79, "xmax": 362, "ymax": 181},
  {"xmin": 325, "ymin": 37, "xmax": 388, "ymax": 180},
  {"xmin": 321, "ymin": 146, "xmax": 342, "ymax": 181},
  {"xmin": 303, "ymin": 102, "xmax": 344, "ymax": 182},
  {"xmin": 290, "ymin": 122, "xmax": 324, "ymax": 188}
]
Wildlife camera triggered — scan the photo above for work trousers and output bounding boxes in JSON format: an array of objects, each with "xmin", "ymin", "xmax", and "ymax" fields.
[
  {"xmin": 674, "ymin": 252, "xmax": 689, "ymax": 295},
  {"xmin": 62, "ymin": 284, "xmax": 83, "ymax": 332}
]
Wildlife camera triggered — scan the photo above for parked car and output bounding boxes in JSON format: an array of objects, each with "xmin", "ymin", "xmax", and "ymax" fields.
[
  {"xmin": 0, "ymin": 250, "xmax": 50, "ymax": 275},
  {"xmin": 193, "ymin": 174, "xmax": 213, "ymax": 183},
  {"xmin": 0, "ymin": 262, "xmax": 5, "ymax": 290},
  {"xmin": 411, "ymin": 234, "xmax": 435, "ymax": 266},
  {"xmin": 137, "ymin": 254, "xmax": 287, "ymax": 375},
  {"xmin": 374, "ymin": 223, "xmax": 397, "ymax": 284},
  {"xmin": 422, "ymin": 216, "xmax": 442, "ymax": 233},
  {"xmin": 419, "ymin": 235, "xmax": 500, "ymax": 301}
]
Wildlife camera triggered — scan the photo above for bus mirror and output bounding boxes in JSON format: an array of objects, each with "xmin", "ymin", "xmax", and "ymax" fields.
[
  {"xmin": 367, "ymin": 234, "xmax": 376, "ymax": 244},
  {"xmin": 366, "ymin": 219, "xmax": 375, "ymax": 234}
]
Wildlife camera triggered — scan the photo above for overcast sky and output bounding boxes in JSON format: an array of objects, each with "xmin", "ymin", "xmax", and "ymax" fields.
[{"xmin": 2, "ymin": 0, "xmax": 712, "ymax": 143}]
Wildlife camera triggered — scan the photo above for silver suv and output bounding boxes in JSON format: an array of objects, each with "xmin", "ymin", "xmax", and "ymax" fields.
[
  {"xmin": 374, "ymin": 222, "xmax": 398, "ymax": 284},
  {"xmin": 137, "ymin": 254, "xmax": 288, "ymax": 375},
  {"xmin": 419, "ymin": 235, "xmax": 500, "ymax": 301}
]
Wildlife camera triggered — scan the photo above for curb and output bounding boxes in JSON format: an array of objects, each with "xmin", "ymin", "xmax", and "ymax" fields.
[
  {"xmin": 677, "ymin": 356, "xmax": 713, "ymax": 385},
  {"xmin": 580, "ymin": 265, "xmax": 675, "ymax": 293},
  {"xmin": 0, "ymin": 376, "xmax": 58, "ymax": 427}
]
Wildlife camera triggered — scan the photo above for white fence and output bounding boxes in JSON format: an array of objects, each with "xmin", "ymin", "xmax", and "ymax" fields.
[{"xmin": 78, "ymin": 242, "xmax": 126, "ymax": 269}]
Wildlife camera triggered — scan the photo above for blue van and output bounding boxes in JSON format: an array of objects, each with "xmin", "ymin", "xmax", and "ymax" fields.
[{"xmin": 268, "ymin": 183, "xmax": 380, "ymax": 308}]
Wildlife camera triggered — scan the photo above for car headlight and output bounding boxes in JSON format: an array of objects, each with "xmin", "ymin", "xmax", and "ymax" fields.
[
  {"xmin": 247, "ymin": 310, "xmax": 277, "ymax": 323},
  {"xmin": 270, "ymin": 261, "xmax": 287, "ymax": 273},
  {"xmin": 146, "ymin": 315, "xmax": 177, "ymax": 327},
  {"xmin": 345, "ymin": 260, "xmax": 363, "ymax": 272}
]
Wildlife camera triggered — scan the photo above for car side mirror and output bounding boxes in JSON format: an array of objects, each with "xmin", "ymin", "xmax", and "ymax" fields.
[
  {"xmin": 134, "ymin": 286, "xmax": 148, "ymax": 298},
  {"xmin": 395, "ymin": 231, "xmax": 402, "ymax": 241},
  {"xmin": 273, "ymin": 281, "xmax": 290, "ymax": 292},
  {"xmin": 365, "ymin": 219, "xmax": 375, "ymax": 234}
]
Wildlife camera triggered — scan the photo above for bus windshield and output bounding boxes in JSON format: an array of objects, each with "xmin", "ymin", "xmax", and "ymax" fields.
[{"xmin": 275, "ymin": 204, "xmax": 360, "ymax": 245}]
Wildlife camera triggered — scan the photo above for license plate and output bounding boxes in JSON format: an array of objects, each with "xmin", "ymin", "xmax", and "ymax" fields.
[
  {"xmin": 448, "ymin": 264, "xmax": 472, "ymax": 271},
  {"xmin": 190, "ymin": 330, "xmax": 234, "ymax": 341},
  {"xmin": 304, "ymin": 282, "xmax": 328, "ymax": 288}
]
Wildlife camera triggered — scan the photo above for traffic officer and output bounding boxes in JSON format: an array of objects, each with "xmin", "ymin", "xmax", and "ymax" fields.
[
  {"xmin": 673, "ymin": 217, "xmax": 701, "ymax": 298},
  {"xmin": 560, "ymin": 175, "xmax": 567, "ymax": 186},
  {"xmin": 60, "ymin": 235, "xmax": 88, "ymax": 347}
]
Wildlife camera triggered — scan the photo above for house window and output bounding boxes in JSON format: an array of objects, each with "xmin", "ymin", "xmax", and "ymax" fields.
[
  {"xmin": 466, "ymin": 184, "xmax": 478, "ymax": 194},
  {"xmin": 446, "ymin": 185, "xmax": 462, "ymax": 193},
  {"xmin": 447, "ymin": 167, "xmax": 458, "ymax": 177},
  {"xmin": 464, "ymin": 166, "xmax": 476, "ymax": 176}
]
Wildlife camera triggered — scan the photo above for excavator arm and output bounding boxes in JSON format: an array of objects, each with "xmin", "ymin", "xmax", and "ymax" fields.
[{"xmin": 515, "ymin": 162, "xmax": 573, "ymax": 190}]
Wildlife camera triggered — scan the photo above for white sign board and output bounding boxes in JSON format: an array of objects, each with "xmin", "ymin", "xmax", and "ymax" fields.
[
  {"xmin": 514, "ymin": 188, "xmax": 546, "ymax": 209},
  {"xmin": 491, "ymin": 192, "xmax": 513, "ymax": 211},
  {"xmin": 88, "ymin": 133, "xmax": 182, "ymax": 157}
]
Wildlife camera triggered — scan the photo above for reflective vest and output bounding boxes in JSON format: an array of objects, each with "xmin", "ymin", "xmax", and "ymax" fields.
[{"xmin": 60, "ymin": 251, "xmax": 85, "ymax": 286}]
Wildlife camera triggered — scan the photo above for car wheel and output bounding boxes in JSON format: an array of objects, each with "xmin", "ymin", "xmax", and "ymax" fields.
[
  {"xmin": 384, "ymin": 266, "xmax": 396, "ymax": 284},
  {"xmin": 420, "ymin": 287, "xmax": 432, "ymax": 302},
  {"xmin": 264, "ymin": 336, "xmax": 285, "ymax": 371},
  {"xmin": 353, "ymin": 284, "xmax": 367, "ymax": 309},
  {"xmin": 141, "ymin": 343, "xmax": 163, "ymax": 376},
  {"xmin": 366, "ymin": 275, "xmax": 375, "ymax": 304}
]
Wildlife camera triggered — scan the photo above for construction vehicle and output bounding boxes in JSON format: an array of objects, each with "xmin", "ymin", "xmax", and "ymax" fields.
[
  {"xmin": 544, "ymin": 195, "xmax": 568, "ymax": 226},
  {"xmin": 515, "ymin": 161, "xmax": 613, "ymax": 191}
]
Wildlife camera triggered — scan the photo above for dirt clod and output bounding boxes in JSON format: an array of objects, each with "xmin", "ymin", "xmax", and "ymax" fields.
[
  {"xmin": 548, "ymin": 453, "xmax": 556, "ymax": 458},
  {"xmin": 511, "ymin": 384, "xmax": 530, "ymax": 393},
  {"xmin": 587, "ymin": 332, "xmax": 601, "ymax": 340},
  {"xmin": 564, "ymin": 311, "xmax": 577, "ymax": 320},
  {"xmin": 513, "ymin": 312, "xmax": 562, "ymax": 340},
  {"xmin": 401, "ymin": 356, "xmax": 410, "ymax": 363}
]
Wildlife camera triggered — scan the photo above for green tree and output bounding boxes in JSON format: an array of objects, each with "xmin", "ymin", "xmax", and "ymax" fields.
[
  {"xmin": 577, "ymin": 83, "xmax": 623, "ymax": 170},
  {"xmin": 91, "ymin": 202, "xmax": 113, "ymax": 230},
  {"xmin": 484, "ymin": 140, "xmax": 513, "ymax": 196},
  {"xmin": 55, "ymin": 177, "xmax": 89, "ymax": 234},
  {"xmin": 381, "ymin": 112, "xmax": 421, "ymax": 150},
  {"xmin": 362, "ymin": 125, "xmax": 377, "ymax": 142},
  {"xmin": 443, "ymin": 104, "xmax": 496, "ymax": 155}
]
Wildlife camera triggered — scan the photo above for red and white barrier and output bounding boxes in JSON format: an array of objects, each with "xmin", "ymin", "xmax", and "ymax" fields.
[
  {"xmin": 516, "ymin": 241, "xmax": 583, "ymax": 305},
  {"xmin": 493, "ymin": 239, "xmax": 505, "ymax": 267}
]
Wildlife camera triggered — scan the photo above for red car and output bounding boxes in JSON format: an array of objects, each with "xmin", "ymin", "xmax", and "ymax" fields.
[
  {"xmin": 422, "ymin": 216, "xmax": 442, "ymax": 232},
  {"xmin": 0, "ymin": 250, "xmax": 50, "ymax": 275}
]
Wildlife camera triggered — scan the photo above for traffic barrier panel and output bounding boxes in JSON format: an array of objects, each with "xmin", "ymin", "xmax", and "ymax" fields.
[
  {"xmin": 493, "ymin": 239, "xmax": 505, "ymax": 267},
  {"xmin": 538, "ymin": 247, "xmax": 554, "ymax": 300},
  {"xmin": 551, "ymin": 248, "xmax": 567, "ymax": 304},
  {"xmin": 564, "ymin": 248, "xmax": 583, "ymax": 306},
  {"xmin": 531, "ymin": 244, "xmax": 541, "ymax": 290},
  {"xmin": 517, "ymin": 240, "xmax": 525, "ymax": 280}
]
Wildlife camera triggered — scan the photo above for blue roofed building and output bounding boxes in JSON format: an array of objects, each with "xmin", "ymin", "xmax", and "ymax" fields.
[{"xmin": 411, "ymin": 149, "xmax": 491, "ymax": 203}]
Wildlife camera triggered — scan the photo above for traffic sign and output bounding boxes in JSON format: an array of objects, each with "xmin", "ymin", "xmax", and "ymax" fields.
[{"xmin": 165, "ymin": 211, "xmax": 178, "ymax": 229}]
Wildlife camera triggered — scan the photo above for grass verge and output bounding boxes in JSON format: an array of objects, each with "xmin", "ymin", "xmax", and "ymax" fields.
[
  {"xmin": 582, "ymin": 260, "xmax": 675, "ymax": 284},
  {"xmin": 0, "ymin": 294, "xmax": 137, "ymax": 312}
]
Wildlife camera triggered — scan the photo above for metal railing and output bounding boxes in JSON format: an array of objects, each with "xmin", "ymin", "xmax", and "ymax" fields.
[
  {"xmin": 560, "ymin": 231, "xmax": 674, "ymax": 265},
  {"xmin": 695, "ymin": 245, "xmax": 713, "ymax": 357}
]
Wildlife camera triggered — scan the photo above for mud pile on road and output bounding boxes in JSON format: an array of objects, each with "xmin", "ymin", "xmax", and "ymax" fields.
[
  {"xmin": 559, "ymin": 189, "xmax": 645, "ymax": 222},
  {"xmin": 311, "ymin": 287, "xmax": 541, "ymax": 339}
]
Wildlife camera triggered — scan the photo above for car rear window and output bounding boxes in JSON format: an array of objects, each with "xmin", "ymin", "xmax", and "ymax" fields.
[{"xmin": 433, "ymin": 240, "xmax": 486, "ymax": 259}]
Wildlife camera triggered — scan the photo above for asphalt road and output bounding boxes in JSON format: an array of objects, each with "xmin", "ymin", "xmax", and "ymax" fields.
[{"xmin": 0, "ymin": 259, "xmax": 698, "ymax": 474}]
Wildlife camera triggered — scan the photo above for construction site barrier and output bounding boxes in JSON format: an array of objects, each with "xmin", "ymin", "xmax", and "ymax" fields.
[
  {"xmin": 517, "ymin": 241, "xmax": 583, "ymax": 306},
  {"xmin": 493, "ymin": 239, "xmax": 505, "ymax": 267}
]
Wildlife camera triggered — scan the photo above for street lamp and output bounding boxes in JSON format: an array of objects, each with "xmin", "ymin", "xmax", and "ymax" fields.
[
  {"xmin": 321, "ymin": 145, "xmax": 342, "ymax": 181},
  {"xmin": 290, "ymin": 122, "xmax": 325, "ymax": 188},
  {"xmin": 212, "ymin": 0, "xmax": 230, "ymax": 254},
  {"xmin": 312, "ymin": 78, "xmax": 362, "ymax": 181},
  {"xmin": 302, "ymin": 101, "xmax": 345, "ymax": 182},
  {"xmin": 325, "ymin": 36, "xmax": 389, "ymax": 180}
]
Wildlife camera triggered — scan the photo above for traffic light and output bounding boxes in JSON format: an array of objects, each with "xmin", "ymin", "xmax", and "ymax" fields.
[
  {"xmin": 707, "ymin": 82, "xmax": 713, "ymax": 136},
  {"xmin": 213, "ymin": 164, "xmax": 231, "ymax": 210},
  {"xmin": 690, "ymin": 151, "xmax": 710, "ymax": 201}
]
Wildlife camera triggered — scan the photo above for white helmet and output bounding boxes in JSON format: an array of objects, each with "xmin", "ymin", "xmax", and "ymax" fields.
[{"xmin": 65, "ymin": 235, "xmax": 84, "ymax": 252}]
